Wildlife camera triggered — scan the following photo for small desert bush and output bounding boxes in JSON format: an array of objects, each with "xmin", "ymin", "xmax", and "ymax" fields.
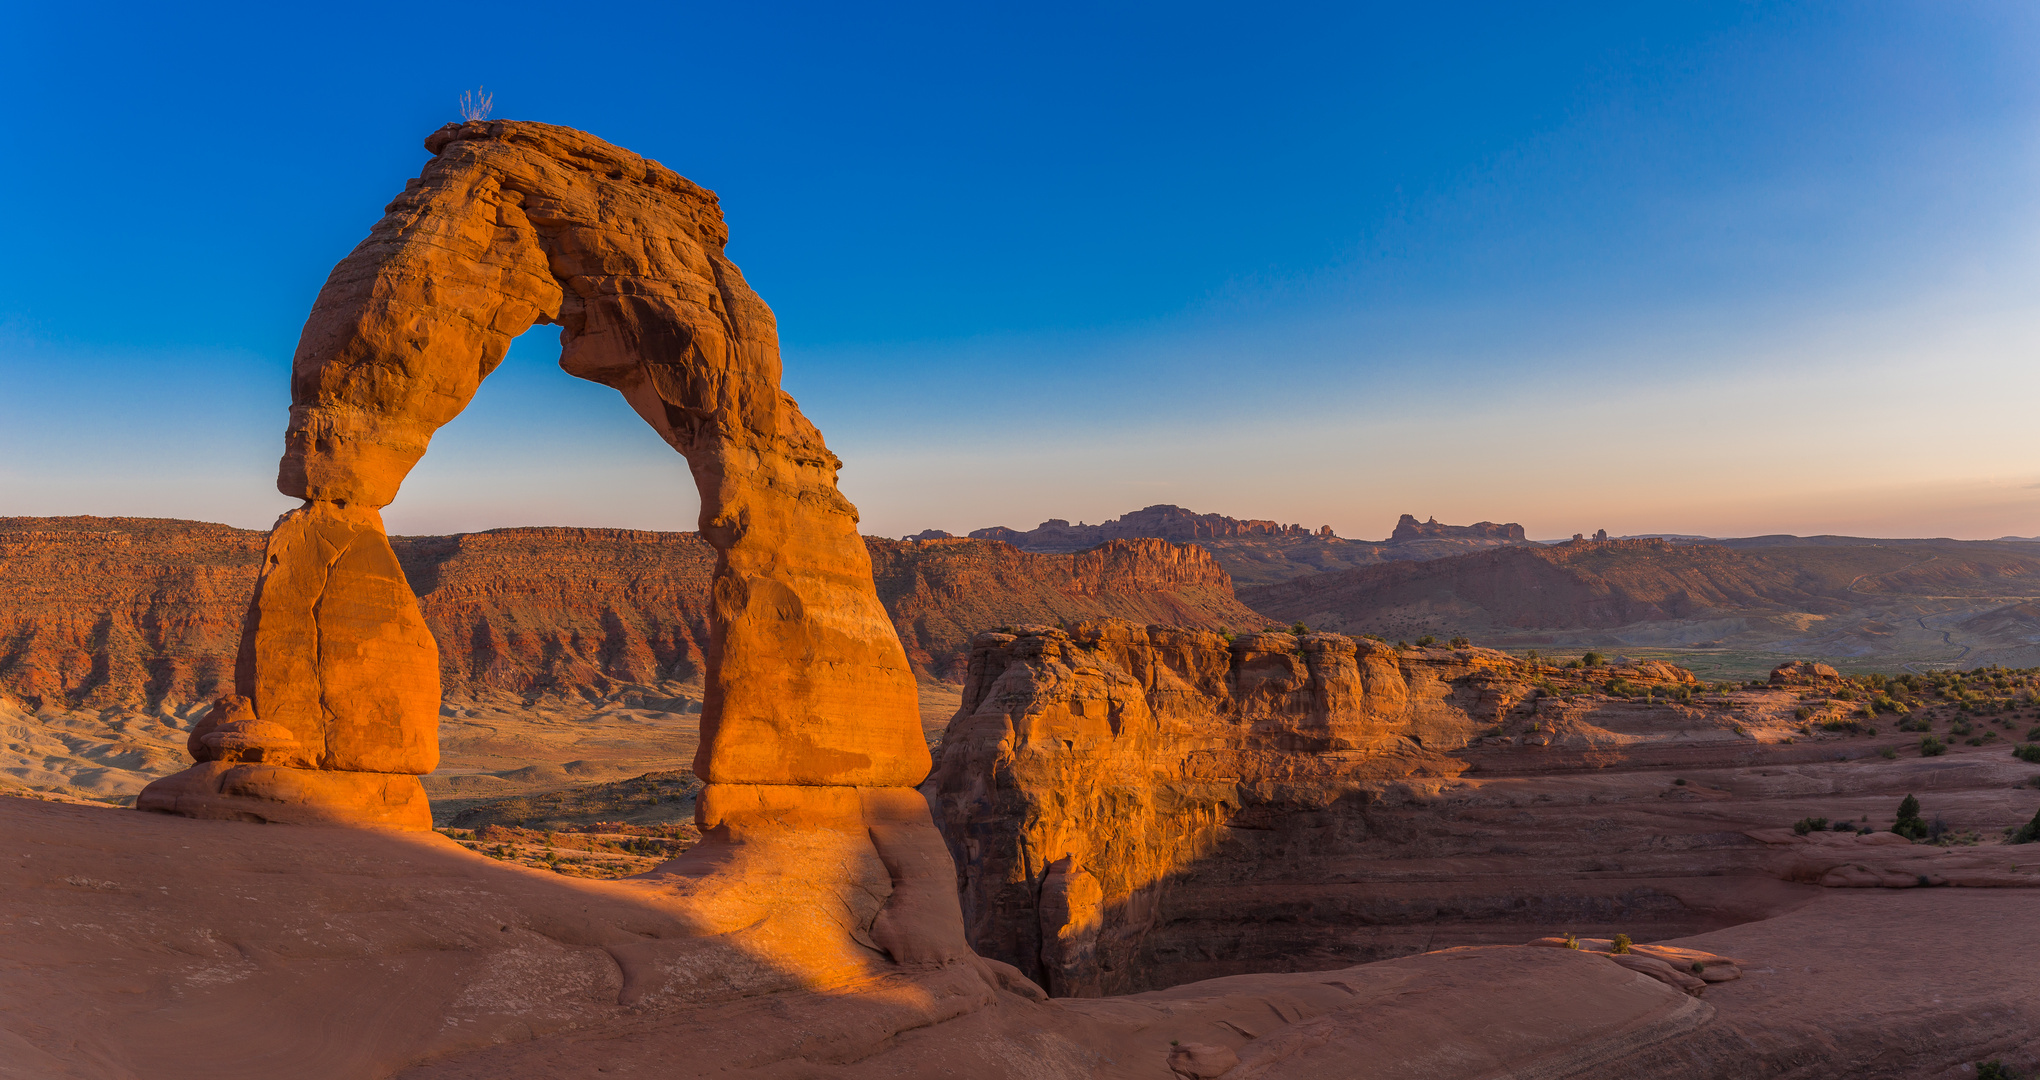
[
  {"xmin": 1794, "ymin": 706, "xmax": 1813, "ymax": 720},
  {"xmin": 1893, "ymin": 794, "xmax": 1927, "ymax": 841},
  {"xmin": 1610, "ymin": 934, "xmax": 1632, "ymax": 954},
  {"xmin": 1880, "ymin": 747, "xmax": 1899, "ymax": 760},
  {"xmin": 1449, "ymin": 635, "xmax": 1470, "ymax": 648},
  {"xmin": 1582, "ymin": 652, "xmax": 1604, "ymax": 667},
  {"xmin": 1975, "ymin": 1060, "xmax": 2018, "ymax": 1080},
  {"xmin": 1793, "ymin": 817, "xmax": 1829, "ymax": 835},
  {"xmin": 2015, "ymin": 743, "xmax": 2040, "ymax": 764},
  {"xmin": 1920, "ymin": 735, "xmax": 1947, "ymax": 757},
  {"xmin": 1415, "ymin": 635, "xmax": 1436, "ymax": 647},
  {"xmin": 1290, "ymin": 622, "xmax": 1308, "ymax": 635},
  {"xmin": 1562, "ymin": 932, "xmax": 1579, "ymax": 949},
  {"xmin": 2012, "ymin": 807, "xmax": 2040, "ymax": 845}
]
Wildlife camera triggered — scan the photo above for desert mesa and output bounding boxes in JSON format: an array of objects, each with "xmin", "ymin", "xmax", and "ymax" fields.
[{"xmin": 3, "ymin": 120, "xmax": 2039, "ymax": 1080}]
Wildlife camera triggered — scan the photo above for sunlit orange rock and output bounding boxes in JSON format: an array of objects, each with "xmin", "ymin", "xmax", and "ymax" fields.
[{"xmin": 142, "ymin": 119, "xmax": 927, "ymax": 829}]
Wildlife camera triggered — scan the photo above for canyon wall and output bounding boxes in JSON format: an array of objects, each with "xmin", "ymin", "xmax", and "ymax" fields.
[
  {"xmin": 871, "ymin": 536, "xmax": 1263, "ymax": 679},
  {"xmin": 927, "ymin": 622, "xmax": 1888, "ymax": 996},
  {"xmin": 0, "ymin": 518, "xmax": 1257, "ymax": 715}
]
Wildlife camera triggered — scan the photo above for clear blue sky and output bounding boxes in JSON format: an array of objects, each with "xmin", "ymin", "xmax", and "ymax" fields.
[{"xmin": 6, "ymin": 2, "xmax": 2039, "ymax": 540}]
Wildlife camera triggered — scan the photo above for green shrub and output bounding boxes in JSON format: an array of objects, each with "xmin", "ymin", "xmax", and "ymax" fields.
[
  {"xmin": 1290, "ymin": 622, "xmax": 1308, "ymax": 636},
  {"xmin": 1610, "ymin": 934, "xmax": 1632, "ymax": 954},
  {"xmin": 2013, "ymin": 808, "xmax": 2040, "ymax": 845},
  {"xmin": 1415, "ymin": 635, "xmax": 1436, "ymax": 647},
  {"xmin": 1920, "ymin": 735, "xmax": 1947, "ymax": 757},
  {"xmin": 1562, "ymin": 932, "xmax": 1579, "ymax": 949},
  {"xmin": 1893, "ymin": 794, "xmax": 1927, "ymax": 841},
  {"xmin": 1449, "ymin": 635, "xmax": 1470, "ymax": 648},
  {"xmin": 1792, "ymin": 817, "xmax": 1829, "ymax": 835},
  {"xmin": 2027, "ymin": 725, "xmax": 2040, "ymax": 740},
  {"xmin": 1583, "ymin": 652, "xmax": 1605, "ymax": 667},
  {"xmin": 1794, "ymin": 706, "xmax": 1812, "ymax": 721},
  {"xmin": 1880, "ymin": 747, "xmax": 1899, "ymax": 760},
  {"xmin": 1690, "ymin": 961, "xmax": 1706, "ymax": 974},
  {"xmin": 2015, "ymin": 743, "xmax": 2040, "ymax": 764},
  {"xmin": 1976, "ymin": 1060, "xmax": 2017, "ymax": 1080}
]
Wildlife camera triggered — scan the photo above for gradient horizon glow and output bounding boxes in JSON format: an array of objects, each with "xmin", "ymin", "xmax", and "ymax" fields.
[{"xmin": 5, "ymin": 3, "xmax": 2039, "ymax": 542}]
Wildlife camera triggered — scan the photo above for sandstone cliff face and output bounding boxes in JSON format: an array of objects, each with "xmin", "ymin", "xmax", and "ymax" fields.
[
  {"xmin": 871, "ymin": 536, "xmax": 1264, "ymax": 680},
  {"xmin": 0, "ymin": 519, "xmax": 1264, "ymax": 716},
  {"xmin": 930, "ymin": 624, "xmax": 1893, "ymax": 997},
  {"xmin": 0, "ymin": 518, "xmax": 261, "ymax": 710},
  {"xmin": 393, "ymin": 528, "xmax": 716, "ymax": 701},
  {"xmin": 1, "ymin": 518, "xmax": 1264, "ymax": 802}
]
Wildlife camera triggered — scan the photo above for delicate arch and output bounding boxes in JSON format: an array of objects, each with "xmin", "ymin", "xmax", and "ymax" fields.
[{"xmin": 145, "ymin": 120, "xmax": 927, "ymax": 830}]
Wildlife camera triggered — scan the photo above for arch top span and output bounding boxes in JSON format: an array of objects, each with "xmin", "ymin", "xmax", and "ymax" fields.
[{"xmin": 142, "ymin": 121, "xmax": 929, "ymax": 830}]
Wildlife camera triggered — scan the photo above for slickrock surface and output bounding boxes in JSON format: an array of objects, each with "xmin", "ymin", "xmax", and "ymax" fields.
[
  {"xmin": 0, "ymin": 518, "xmax": 1253, "ymax": 803},
  {"xmin": 930, "ymin": 623, "xmax": 2040, "ymax": 996},
  {"xmin": 6, "ymin": 796, "xmax": 2035, "ymax": 1079}
]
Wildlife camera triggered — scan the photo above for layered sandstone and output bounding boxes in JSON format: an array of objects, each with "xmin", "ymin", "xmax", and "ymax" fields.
[
  {"xmin": 0, "ymin": 518, "xmax": 1253, "ymax": 720},
  {"xmin": 929, "ymin": 625, "xmax": 2040, "ymax": 996},
  {"xmin": 134, "ymin": 118, "xmax": 928, "ymax": 834},
  {"xmin": 871, "ymin": 536, "xmax": 1263, "ymax": 679}
]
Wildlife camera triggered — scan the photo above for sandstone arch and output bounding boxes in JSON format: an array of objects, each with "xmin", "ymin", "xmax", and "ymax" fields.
[{"xmin": 139, "ymin": 120, "xmax": 928, "ymax": 829}]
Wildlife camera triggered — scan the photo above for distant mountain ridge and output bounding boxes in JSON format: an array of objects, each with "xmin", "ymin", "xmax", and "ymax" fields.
[
  {"xmin": 1390, "ymin": 514, "xmax": 1525, "ymax": 543},
  {"xmin": 964, "ymin": 504, "xmax": 1333, "ymax": 550},
  {"xmin": 932, "ymin": 504, "xmax": 1536, "ymax": 587},
  {"xmin": 1238, "ymin": 533, "xmax": 2040, "ymax": 670}
]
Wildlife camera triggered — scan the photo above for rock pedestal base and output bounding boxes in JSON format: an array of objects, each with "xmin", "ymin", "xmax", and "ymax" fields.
[{"xmin": 136, "ymin": 762, "xmax": 431, "ymax": 831}]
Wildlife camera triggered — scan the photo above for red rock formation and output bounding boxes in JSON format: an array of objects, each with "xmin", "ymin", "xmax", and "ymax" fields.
[
  {"xmin": 1389, "ymin": 513, "xmax": 1527, "ymax": 543},
  {"xmin": 870, "ymin": 536, "xmax": 1264, "ymax": 679},
  {"xmin": 0, "ymin": 519, "xmax": 1255, "ymax": 721},
  {"xmin": 969, "ymin": 504, "xmax": 1327, "ymax": 551},
  {"xmin": 138, "ymin": 119, "xmax": 936, "ymax": 832},
  {"xmin": 928, "ymin": 621, "xmax": 2040, "ymax": 996},
  {"xmin": 0, "ymin": 517, "xmax": 260, "ymax": 710},
  {"xmin": 392, "ymin": 527, "xmax": 715, "ymax": 701}
]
